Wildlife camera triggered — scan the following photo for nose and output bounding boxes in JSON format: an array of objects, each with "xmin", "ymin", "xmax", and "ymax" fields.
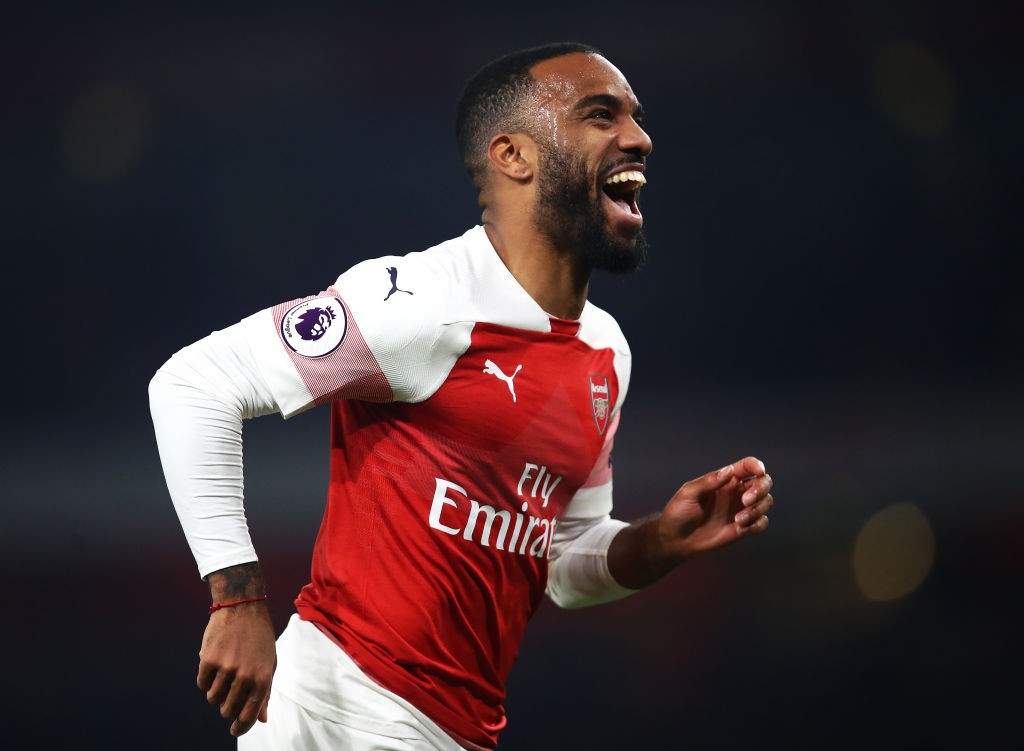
[{"xmin": 619, "ymin": 116, "xmax": 653, "ymax": 157}]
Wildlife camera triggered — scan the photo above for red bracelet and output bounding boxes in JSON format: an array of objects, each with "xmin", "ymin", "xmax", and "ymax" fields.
[{"xmin": 209, "ymin": 595, "xmax": 268, "ymax": 615}]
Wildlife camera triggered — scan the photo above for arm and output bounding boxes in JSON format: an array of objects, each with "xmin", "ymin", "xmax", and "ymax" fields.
[
  {"xmin": 607, "ymin": 457, "xmax": 773, "ymax": 589},
  {"xmin": 150, "ymin": 272, "xmax": 435, "ymax": 736},
  {"xmin": 546, "ymin": 457, "xmax": 773, "ymax": 607},
  {"xmin": 149, "ymin": 318, "xmax": 291, "ymax": 737}
]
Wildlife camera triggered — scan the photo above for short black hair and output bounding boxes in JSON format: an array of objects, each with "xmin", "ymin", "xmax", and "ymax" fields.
[{"xmin": 455, "ymin": 42, "xmax": 602, "ymax": 189}]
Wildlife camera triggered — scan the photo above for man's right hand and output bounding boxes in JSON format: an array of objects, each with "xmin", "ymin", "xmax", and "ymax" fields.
[{"xmin": 197, "ymin": 564, "xmax": 277, "ymax": 737}]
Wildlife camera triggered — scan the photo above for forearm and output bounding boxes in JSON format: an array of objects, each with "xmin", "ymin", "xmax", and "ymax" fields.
[
  {"xmin": 149, "ymin": 324, "xmax": 282, "ymax": 578},
  {"xmin": 606, "ymin": 512, "xmax": 682, "ymax": 590},
  {"xmin": 546, "ymin": 515, "xmax": 636, "ymax": 608},
  {"xmin": 150, "ymin": 366, "xmax": 258, "ymax": 577}
]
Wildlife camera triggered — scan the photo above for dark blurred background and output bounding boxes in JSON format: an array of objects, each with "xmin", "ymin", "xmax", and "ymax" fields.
[{"xmin": 1, "ymin": 1, "xmax": 1020, "ymax": 748}]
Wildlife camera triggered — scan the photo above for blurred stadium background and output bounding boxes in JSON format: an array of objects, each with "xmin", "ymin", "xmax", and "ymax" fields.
[{"xmin": 1, "ymin": 1, "xmax": 1019, "ymax": 748}]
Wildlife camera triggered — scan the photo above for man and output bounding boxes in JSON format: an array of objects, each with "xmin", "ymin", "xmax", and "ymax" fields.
[{"xmin": 150, "ymin": 42, "xmax": 773, "ymax": 750}]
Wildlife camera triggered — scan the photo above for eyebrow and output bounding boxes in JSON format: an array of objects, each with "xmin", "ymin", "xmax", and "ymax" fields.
[{"xmin": 572, "ymin": 93, "xmax": 646, "ymax": 120}]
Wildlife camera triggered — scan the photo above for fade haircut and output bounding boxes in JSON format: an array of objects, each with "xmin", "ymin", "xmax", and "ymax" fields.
[{"xmin": 455, "ymin": 42, "xmax": 602, "ymax": 190}]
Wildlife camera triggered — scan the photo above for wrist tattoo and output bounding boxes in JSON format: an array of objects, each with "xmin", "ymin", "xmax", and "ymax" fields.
[{"xmin": 204, "ymin": 562, "xmax": 265, "ymax": 599}]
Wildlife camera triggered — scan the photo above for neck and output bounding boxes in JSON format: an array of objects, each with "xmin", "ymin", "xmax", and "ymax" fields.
[{"xmin": 481, "ymin": 206, "xmax": 590, "ymax": 320}]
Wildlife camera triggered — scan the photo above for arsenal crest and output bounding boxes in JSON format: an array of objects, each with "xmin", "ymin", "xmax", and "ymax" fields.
[{"xmin": 589, "ymin": 373, "xmax": 611, "ymax": 434}]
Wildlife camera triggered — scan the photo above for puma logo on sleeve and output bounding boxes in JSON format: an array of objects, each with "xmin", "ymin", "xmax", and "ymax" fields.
[{"xmin": 384, "ymin": 266, "xmax": 414, "ymax": 301}]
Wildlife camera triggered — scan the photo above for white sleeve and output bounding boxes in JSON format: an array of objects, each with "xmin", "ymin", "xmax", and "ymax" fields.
[
  {"xmin": 545, "ymin": 412, "xmax": 639, "ymax": 608},
  {"xmin": 150, "ymin": 254, "xmax": 466, "ymax": 579},
  {"xmin": 149, "ymin": 315, "xmax": 286, "ymax": 579}
]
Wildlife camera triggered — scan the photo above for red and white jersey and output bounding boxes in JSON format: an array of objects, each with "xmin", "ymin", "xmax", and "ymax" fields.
[{"xmin": 151, "ymin": 226, "xmax": 633, "ymax": 749}]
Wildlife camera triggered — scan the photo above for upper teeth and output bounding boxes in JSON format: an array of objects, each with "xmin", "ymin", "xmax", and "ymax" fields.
[{"xmin": 605, "ymin": 170, "xmax": 646, "ymax": 186}]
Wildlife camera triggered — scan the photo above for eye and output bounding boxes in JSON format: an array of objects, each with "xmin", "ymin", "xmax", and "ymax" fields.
[{"xmin": 588, "ymin": 109, "xmax": 613, "ymax": 121}]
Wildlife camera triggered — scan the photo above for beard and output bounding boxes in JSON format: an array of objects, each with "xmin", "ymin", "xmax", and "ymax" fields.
[{"xmin": 532, "ymin": 143, "xmax": 647, "ymax": 275}]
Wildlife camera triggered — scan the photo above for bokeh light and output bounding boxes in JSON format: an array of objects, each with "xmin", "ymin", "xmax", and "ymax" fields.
[
  {"xmin": 61, "ymin": 84, "xmax": 151, "ymax": 182},
  {"xmin": 853, "ymin": 502, "xmax": 936, "ymax": 602},
  {"xmin": 872, "ymin": 41, "xmax": 956, "ymax": 139}
]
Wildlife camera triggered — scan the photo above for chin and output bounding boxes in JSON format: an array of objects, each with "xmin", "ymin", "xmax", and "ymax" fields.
[{"xmin": 583, "ymin": 226, "xmax": 647, "ymax": 275}]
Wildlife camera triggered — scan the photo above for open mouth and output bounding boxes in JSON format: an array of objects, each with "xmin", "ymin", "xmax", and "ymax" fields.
[{"xmin": 601, "ymin": 169, "xmax": 646, "ymax": 226}]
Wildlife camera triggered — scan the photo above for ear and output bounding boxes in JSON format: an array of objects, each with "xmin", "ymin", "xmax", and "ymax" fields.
[{"xmin": 486, "ymin": 133, "xmax": 536, "ymax": 182}]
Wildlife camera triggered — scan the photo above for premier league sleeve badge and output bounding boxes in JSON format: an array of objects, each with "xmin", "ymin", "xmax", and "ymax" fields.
[{"xmin": 279, "ymin": 296, "xmax": 348, "ymax": 358}]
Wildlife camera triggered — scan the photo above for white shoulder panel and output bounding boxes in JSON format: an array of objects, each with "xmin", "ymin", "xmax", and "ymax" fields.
[
  {"xmin": 577, "ymin": 300, "xmax": 632, "ymax": 415},
  {"xmin": 333, "ymin": 226, "xmax": 554, "ymax": 402}
]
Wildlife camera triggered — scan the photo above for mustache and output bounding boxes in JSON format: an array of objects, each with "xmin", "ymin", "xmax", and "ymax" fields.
[{"xmin": 601, "ymin": 156, "xmax": 646, "ymax": 180}]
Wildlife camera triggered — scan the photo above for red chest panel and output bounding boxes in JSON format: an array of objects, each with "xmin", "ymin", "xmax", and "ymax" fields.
[{"xmin": 396, "ymin": 322, "xmax": 617, "ymax": 503}]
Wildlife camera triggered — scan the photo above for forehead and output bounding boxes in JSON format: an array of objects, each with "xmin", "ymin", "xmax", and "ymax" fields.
[{"xmin": 528, "ymin": 53, "xmax": 637, "ymax": 108}]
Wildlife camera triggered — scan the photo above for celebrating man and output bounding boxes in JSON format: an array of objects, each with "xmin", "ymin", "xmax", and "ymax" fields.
[{"xmin": 150, "ymin": 42, "xmax": 773, "ymax": 750}]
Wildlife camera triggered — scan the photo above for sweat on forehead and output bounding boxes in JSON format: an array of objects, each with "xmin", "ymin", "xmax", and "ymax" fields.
[
  {"xmin": 528, "ymin": 53, "xmax": 633, "ymax": 100},
  {"xmin": 523, "ymin": 53, "xmax": 639, "ymax": 142}
]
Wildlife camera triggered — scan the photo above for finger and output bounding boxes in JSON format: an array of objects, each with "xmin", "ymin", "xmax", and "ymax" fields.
[
  {"xmin": 197, "ymin": 659, "xmax": 217, "ymax": 692},
  {"xmin": 735, "ymin": 515, "xmax": 769, "ymax": 537},
  {"xmin": 205, "ymin": 670, "xmax": 234, "ymax": 707},
  {"xmin": 234, "ymin": 688, "xmax": 266, "ymax": 727},
  {"xmin": 219, "ymin": 675, "xmax": 254, "ymax": 720},
  {"xmin": 734, "ymin": 456, "xmax": 767, "ymax": 481},
  {"xmin": 258, "ymin": 694, "xmax": 270, "ymax": 724},
  {"xmin": 231, "ymin": 717, "xmax": 256, "ymax": 738},
  {"xmin": 683, "ymin": 463, "xmax": 736, "ymax": 496},
  {"xmin": 735, "ymin": 496, "xmax": 773, "ymax": 530},
  {"xmin": 229, "ymin": 691, "xmax": 267, "ymax": 737},
  {"xmin": 741, "ymin": 473, "xmax": 773, "ymax": 506}
]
